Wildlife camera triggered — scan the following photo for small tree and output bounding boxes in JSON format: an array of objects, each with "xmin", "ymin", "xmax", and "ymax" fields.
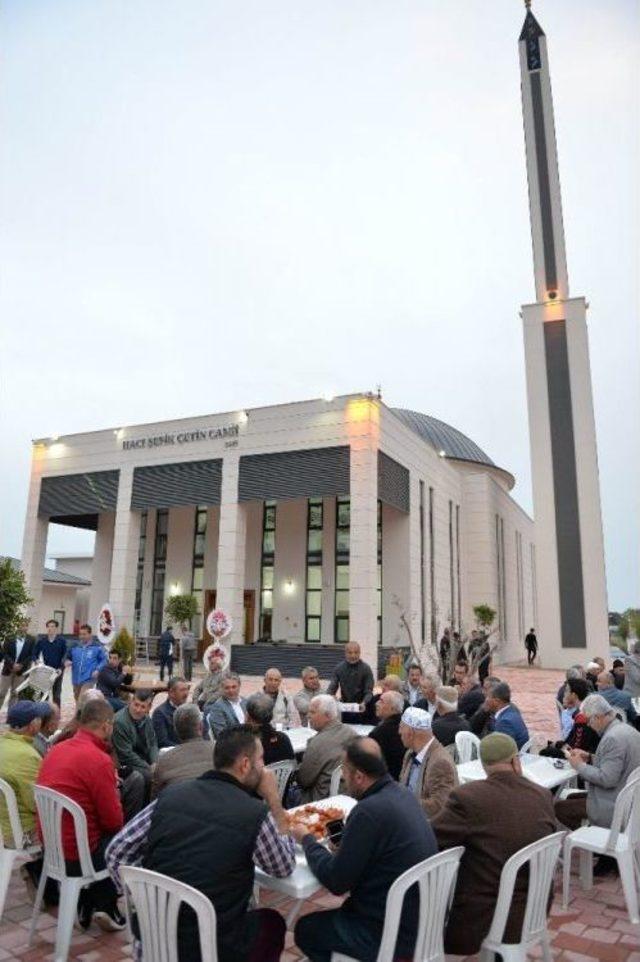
[
  {"xmin": 619, "ymin": 616, "xmax": 630, "ymax": 645},
  {"xmin": 0, "ymin": 558, "xmax": 33, "ymax": 644},
  {"xmin": 164, "ymin": 594, "xmax": 200, "ymax": 631},
  {"xmin": 111, "ymin": 627, "xmax": 135, "ymax": 665},
  {"xmin": 629, "ymin": 611, "xmax": 640, "ymax": 643},
  {"xmin": 473, "ymin": 604, "xmax": 497, "ymax": 632}
]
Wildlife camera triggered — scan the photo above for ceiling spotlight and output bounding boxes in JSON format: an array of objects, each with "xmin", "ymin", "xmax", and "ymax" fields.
[{"xmin": 439, "ymin": 449, "xmax": 446, "ymax": 458}]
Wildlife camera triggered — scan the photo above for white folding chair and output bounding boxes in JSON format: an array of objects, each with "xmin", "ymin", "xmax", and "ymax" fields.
[
  {"xmin": 332, "ymin": 846, "xmax": 464, "ymax": 962},
  {"xmin": 479, "ymin": 831, "xmax": 564, "ymax": 962},
  {"xmin": 29, "ymin": 786, "xmax": 110, "ymax": 962},
  {"xmin": 15, "ymin": 664, "xmax": 61, "ymax": 701},
  {"xmin": 267, "ymin": 759, "xmax": 297, "ymax": 800},
  {"xmin": 562, "ymin": 777, "xmax": 640, "ymax": 924},
  {"xmin": 0, "ymin": 778, "xmax": 41, "ymax": 921},
  {"xmin": 329, "ymin": 765, "xmax": 343, "ymax": 797},
  {"xmin": 120, "ymin": 864, "xmax": 218, "ymax": 962},
  {"xmin": 455, "ymin": 730, "xmax": 480, "ymax": 764}
]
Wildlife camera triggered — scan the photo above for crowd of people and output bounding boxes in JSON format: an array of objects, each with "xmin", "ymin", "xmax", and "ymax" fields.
[{"xmin": 2, "ymin": 626, "xmax": 640, "ymax": 962}]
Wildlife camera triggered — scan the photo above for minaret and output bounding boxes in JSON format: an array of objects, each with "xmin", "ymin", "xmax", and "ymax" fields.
[{"xmin": 518, "ymin": 2, "xmax": 608, "ymax": 666}]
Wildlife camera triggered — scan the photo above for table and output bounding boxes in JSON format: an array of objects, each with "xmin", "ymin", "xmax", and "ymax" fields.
[
  {"xmin": 287, "ymin": 727, "xmax": 316, "ymax": 754},
  {"xmin": 347, "ymin": 724, "xmax": 374, "ymax": 737},
  {"xmin": 457, "ymin": 753, "xmax": 578, "ymax": 791},
  {"xmin": 254, "ymin": 794, "xmax": 357, "ymax": 926}
]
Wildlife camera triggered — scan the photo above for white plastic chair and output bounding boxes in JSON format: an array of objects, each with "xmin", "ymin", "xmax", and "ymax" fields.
[
  {"xmin": 332, "ymin": 846, "xmax": 464, "ymax": 962},
  {"xmin": 120, "ymin": 864, "xmax": 218, "ymax": 962},
  {"xmin": 15, "ymin": 664, "xmax": 61, "ymax": 701},
  {"xmin": 562, "ymin": 777, "xmax": 640, "ymax": 924},
  {"xmin": 455, "ymin": 730, "xmax": 480, "ymax": 764},
  {"xmin": 29, "ymin": 786, "xmax": 110, "ymax": 962},
  {"xmin": 267, "ymin": 759, "xmax": 297, "ymax": 800},
  {"xmin": 479, "ymin": 831, "xmax": 565, "ymax": 962},
  {"xmin": 329, "ymin": 765, "xmax": 343, "ymax": 797},
  {"xmin": 0, "ymin": 778, "xmax": 41, "ymax": 921}
]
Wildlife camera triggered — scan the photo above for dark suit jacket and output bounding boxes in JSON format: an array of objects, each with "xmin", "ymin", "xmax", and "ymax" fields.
[
  {"xmin": 369, "ymin": 713, "xmax": 406, "ymax": 779},
  {"xmin": 432, "ymin": 711, "xmax": 470, "ymax": 747},
  {"xmin": 458, "ymin": 685, "xmax": 485, "ymax": 719},
  {"xmin": 491, "ymin": 704, "xmax": 529, "ymax": 749},
  {"xmin": 1, "ymin": 636, "xmax": 36, "ymax": 676},
  {"xmin": 432, "ymin": 770, "xmax": 557, "ymax": 954}
]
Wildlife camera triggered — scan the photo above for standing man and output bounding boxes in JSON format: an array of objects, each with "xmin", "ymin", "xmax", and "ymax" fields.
[
  {"xmin": 524, "ymin": 627, "xmax": 538, "ymax": 666},
  {"xmin": 158, "ymin": 625, "xmax": 175, "ymax": 682},
  {"xmin": 439, "ymin": 628, "xmax": 451, "ymax": 682},
  {"xmin": 33, "ymin": 619, "xmax": 67, "ymax": 706},
  {"xmin": 0, "ymin": 618, "xmax": 36, "ymax": 709},
  {"xmin": 263, "ymin": 668, "xmax": 301, "ymax": 728},
  {"xmin": 294, "ymin": 666, "xmax": 323, "ymax": 725},
  {"xmin": 293, "ymin": 739, "xmax": 438, "ymax": 962},
  {"xmin": 403, "ymin": 664, "xmax": 423, "ymax": 706},
  {"xmin": 398, "ymin": 707, "xmax": 458, "ymax": 820},
  {"xmin": 66, "ymin": 624, "xmax": 108, "ymax": 701},
  {"xmin": 152, "ymin": 677, "xmax": 191, "ymax": 749},
  {"xmin": 326, "ymin": 642, "xmax": 374, "ymax": 722},
  {"xmin": 180, "ymin": 624, "xmax": 197, "ymax": 682}
]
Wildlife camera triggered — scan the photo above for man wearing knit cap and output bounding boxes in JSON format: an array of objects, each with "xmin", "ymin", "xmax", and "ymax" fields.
[
  {"xmin": 431, "ymin": 686, "xmax": 470, "ymax": 747},
  {"xmin": 398, "ymin": 706, "xmax": 457, "ymax": 820},
  {"xmin": 432, "ymin": 733, "xmax": 556, "ymax": 955}
]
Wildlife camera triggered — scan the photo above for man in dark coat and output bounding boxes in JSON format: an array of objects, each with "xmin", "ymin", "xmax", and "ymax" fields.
[
  {"xmin": 152, "ymin": 678, "xmax": 190, "ymax": 749},
  {"xmin": 0, "ymin": 619, "xmax": 36, "ymax": 709},
  {"xmin": 157, "ymin": 626, "xmax": 175, "ymax": 681},
  {"xmin": 431, "ymin": 686, "xmax": 470, "ymax": 747},
  {"xmin": 524, "ymin": 628, "xmax": 538, "ymax": 665},
  {"xmin": 326, "ymin": 642, "xmax": 374, "ymax": 723},
  {"xmin": 33, "ymin": 619, "xmax": 67, "ymax": 706},
  {"xmin": 245, "ymin": 692, "xmax": 295, "ymax": 766},
  {"xmin": 369, "ymin": 690, "xmax": 406, "ymax": 779},
  {"xmin": 432, "ymin": 733, "xmax": 556, "ymax": 955}
]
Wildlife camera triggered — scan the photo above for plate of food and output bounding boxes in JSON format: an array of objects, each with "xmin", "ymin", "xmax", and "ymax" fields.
[{"xmin": 286, "ymin": 802, "xmax": 348, "ymax": 842}]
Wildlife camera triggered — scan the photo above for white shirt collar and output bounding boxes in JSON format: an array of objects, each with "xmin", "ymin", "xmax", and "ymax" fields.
[
  {"xmin": 415, "ymin": 738, "xmax": 433, "ymax": 764},
  {"xmin": 494, "ymin": 705, "xmax": 509, "ymax": 720}
]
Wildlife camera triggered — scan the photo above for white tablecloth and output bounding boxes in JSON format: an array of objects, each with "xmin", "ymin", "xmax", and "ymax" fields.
[
  {"xmin": 457, "ymin": 754, "xmax": 577, "ymax": 791},
  {"xmin": 285, "ymin": 723, "xmax": 374, "ymax": 755}
]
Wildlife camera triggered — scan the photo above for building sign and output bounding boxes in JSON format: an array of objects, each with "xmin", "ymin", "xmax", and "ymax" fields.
[{"xmin": 122, "ymin": 423, "xmax": 239, "ymax": 451}]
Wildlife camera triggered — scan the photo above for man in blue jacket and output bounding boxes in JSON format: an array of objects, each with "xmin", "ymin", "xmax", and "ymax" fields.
[
  {"xmin": 34, "ymin": 619, "xmax": 67, "ymax": 706},
  {"xmin": 152, "ymin": 677, "xmax": 190, "ymax": 748},
  {"xmin": 484, "ymin": 681, "xmax": 529, "ymax": 749},
  {"xmin": 66, "ymin": 624, "xmax": 108, "ymax": 701},
  {"xmin": 292, "ymin": 738, "xmax": 438, "ymax": 962}
]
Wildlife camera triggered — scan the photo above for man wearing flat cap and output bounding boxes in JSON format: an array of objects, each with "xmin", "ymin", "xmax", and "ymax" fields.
[
  {"xmin": 398, "ymin": 706, "xmax": 458, "ymax": 820},
  {"xmin": 431, "ymin": 733, "xmax": 556, "ymax": 955},
  {"xmin": 0, "ymin": 700, "xmax": 49, "ymax": 846}
]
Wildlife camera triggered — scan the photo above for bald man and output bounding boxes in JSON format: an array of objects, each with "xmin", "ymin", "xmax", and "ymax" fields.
[
  {"xmin": 293, "ymin": 737, "xmax": 437, "ymax": 962},
  {"xmin": 326, "ymin": 642, "xmax": 375, "ymax": 723}
]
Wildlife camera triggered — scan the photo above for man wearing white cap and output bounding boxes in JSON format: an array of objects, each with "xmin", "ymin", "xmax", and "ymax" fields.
[{"xmin": 398, "ymin": 706, "xmax": 457, "ymax": 820}]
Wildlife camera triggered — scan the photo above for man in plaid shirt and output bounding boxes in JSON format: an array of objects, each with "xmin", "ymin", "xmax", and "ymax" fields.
[{"xmin": 106, "ymin": 726, "xmax": 295, "ymax": 962}]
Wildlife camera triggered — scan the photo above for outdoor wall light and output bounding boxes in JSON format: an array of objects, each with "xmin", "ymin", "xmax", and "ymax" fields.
[
  {"xmin": 170, "ymin": 582, "xmax": 180, "ymax": 596},
  {"xmin": 283, "ymin": 578, "xmax": 295, "ymax": 595},
  {"xmin": 438, "ymin": 449, "xmax": 446, "ymax": 458},
  {"xmin": 238, "ymin": 410, "xmax": 248, "ymax": 424}
]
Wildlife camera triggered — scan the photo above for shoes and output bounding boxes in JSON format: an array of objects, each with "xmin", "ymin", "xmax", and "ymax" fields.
[
  {"xmin": 593, "ymin": 855, "xmax": 618, "ymax": 877},
  {"xmin": 93, "ymin": 906, "xmax": 127, "ymax": 931},
  {"xmin": 76, "ymin": 901, "xmax": 93, "ymax": 931}
]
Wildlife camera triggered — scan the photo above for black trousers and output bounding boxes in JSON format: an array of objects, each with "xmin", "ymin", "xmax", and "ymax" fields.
[
  {"xmin": 159, "ymin": 655, "xmax": 173, "ymax": 680},
  {"xmin": 65, "ymin": 835, "xmax": 118, "ymax": 914},
  {"xmin": 51, "ymin": 671, "xmax": 64, "ymax": 707},
  {"xmin": 526, "ymin": 647, "xmax": 537, "ymax": 665}
]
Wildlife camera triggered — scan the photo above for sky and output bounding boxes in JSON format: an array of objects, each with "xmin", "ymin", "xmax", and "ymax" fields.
[{"xmin": 0, "ymin": 0, "xmax": 638, "ymax": 610}]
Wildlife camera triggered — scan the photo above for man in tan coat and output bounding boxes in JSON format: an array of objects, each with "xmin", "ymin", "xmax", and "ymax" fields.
[
  {"xmin": 398, "ymin": 707, "xmax": 457, "ymax": 819},
  {"xmin": 296, "ymin": 695, "xmax": 355, "ymax": 801},
  {"xmin": 432, "ymin": 733, "xmax": 556, "ymax": 955},
  {"xmin": 151, "ymin": 704, "xmax": 214, "ymax": 798}
]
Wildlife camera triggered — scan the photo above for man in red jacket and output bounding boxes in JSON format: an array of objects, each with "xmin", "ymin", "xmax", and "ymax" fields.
[{"xmin": 37, "ymin": 698, "xmax": 125, "ymax": 930}]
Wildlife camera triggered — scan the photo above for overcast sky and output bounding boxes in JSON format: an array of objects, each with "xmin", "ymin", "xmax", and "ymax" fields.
[{"xmin": 1, "ymin": 0, "xmax": 638, "ymax": 610}]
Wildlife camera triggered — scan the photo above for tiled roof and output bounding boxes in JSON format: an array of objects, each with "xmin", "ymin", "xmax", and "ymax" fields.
[{"xmin": 1, "ymin": 556, "xmax": 91, "ymax": 587}]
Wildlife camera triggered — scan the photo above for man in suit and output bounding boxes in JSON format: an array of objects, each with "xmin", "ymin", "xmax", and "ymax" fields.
[
  {"xmin": 402, "ymin": 664, "xmax": 423, "ymax": 706},
  {"xmin": 555, "ymin": 693, "xmax": 640, "ymax": 833},
  {"xmin": 432, "ymin": 733, "xmax": 556, "ymax": 955},
  {"xmin": 295, "ymin": 695, "xmax": 355, "ymax": 801},
  {"xmin": 369, "ymin": 690, "xmax": 406, "ymax": 779},
  {"xmin": 33, "ymin": 618, "xmax": 67, "ymax": 706},
  {"xmin": 458, "ymin": 672, "xmax": 485, "ymax": 719},
  {"xmin": 157, "ymin": 625, "xmax": 175, "ymax": 682},
  {"xmin": 152, "ymin": 677, "xmax": 190, "ymax": 749},
  {"xmin": 208, "ymin": 673, "xmax": 248, "ymax": 738},
  {"xmin": 484, "ymin": 680, "xmax": 529, "ymax": 749},
  {"xmin": 597, "ymin": 670, "xmax": 638, "ymax": 726},
  {"xmin": 398, "ymin": 706, "xmax": 458, "ymax": 820},
  {"xmin": 431, "ymin": 686, "xmax": 470, "ymax": 747},
  {"xmin": 0, "ymin": 618, "xmax": 36, "ymax": 709},
  {"xmin": 151, "ymin": 704, "xmax": 214, "ymax": 798},
  {"xmin": 524, "ymin": 627, "xmax": 538, "ymax": 665},
  {"xmin": 414, "ymin": 673, "xmax": 439, "ymax": 715}
]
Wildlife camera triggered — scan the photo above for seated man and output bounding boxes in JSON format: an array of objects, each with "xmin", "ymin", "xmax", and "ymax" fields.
[
  {"xmin": 365, "ymin": 674, "xmax": 406, "ymax": 724},
  {"xmin": 296, "ymin": 695, "xmax": 355, "ymax": 801},
  {"xmin": 96, "ymin": 649, "xmax": 133, "ymax": 712},
  {"xmin": 402, "ymin": 664, "xmax": 423, "ymax": 706},
  {"xmin": 540, "ymin": 678, "xmax": 600, "ymax": 757},
  {"xmin": 369, "ymin": 690, "xmax": 406, "ymax": 780},
  {"xmin": 294, "ymin": 666, "xmax": 323, "ymax": 725},
  {"xmin": 33, "ymin": 702, "xmax": 61, "ymax": 758},
  {"xmin": 151, "ymin": 704, "xmax": 214, "ymax": 798},
  {"xmin": 431, "ymin": 686, "xmax": 470, "ymax": 747},
  {"xmin": 326, "ymin": 642, "xmax": 375, "ymax": 721},
  {"xmin": 208, "ymin": 673, "xmax": 247, "ymax": 737},
  {"xmin": 263, "ymin": 667, "xmax": 300, "ymax": 728},
  {"xmin": 152, "ymin": 677, "xmax": 190, "ymax": 749},
  {"xmin": 458, "ymin": 672, "xmax": 485, "ymax": 719},
  {"xmin": 107, "ymin": 726, "xmax": 295, "ymax": 962},
  {"xmin": 192, "ymin": 646, "xmax": 226, "ymax": 711},
  {"xmin": 597, "ymin": 670, "xmax": 638, "ymax": 726},
  {"xmin": 414, "ymin": 673, "xmax": 439, "ymax": 715},
  {"xmin": 293, "ymin": 739, "xmax": 437, "ymax": 962},
  {"xmin": 245, "ymin": 692, "xmax": 295, "ymax": 766},
  {"xmin": 432, "ymin": 733, "xmax": 556, "ymax": 956},
  {"xmin": 484, "ymin": 680, "xmax": 529, "ymax": 749},
  {"xmin": 0, "ymin": 701, "xmax": 48, "ymax": 846},
  {"xmin": 112, "ymin": 689, "xmax": 159, "ymax": 802},
  {"xmin": 556, "ymin": 665, "xmax": 590, "ymax": 705},
  {"xmin": 37, "ymin": 699, "xmax": 125, "ymax": 930},
  {"xmin": 555, "ymin": 693, "xmax": 640, "ymax": 834},
  {"xmin": 398, "ymin": 707, "xmax": 457, "ymax": 820},
  {"xmin": 468, "ymin": 675, "xmax": 502, "ymax": 737}
]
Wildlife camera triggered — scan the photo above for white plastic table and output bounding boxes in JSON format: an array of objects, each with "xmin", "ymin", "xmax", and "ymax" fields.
[
  {"xmin": 287, "ymin": 727, "xmax": 317, "ymax": 754},
  {"xmin": 457, "ymin": 754, "xmax": 578, "ymax": 791},
  {"xmin": 254, "ymin": 794, "xmax": 357, "ymax": 926},
  {"xmin": 347, "ymin": 724, "xmax": 374, "ymax": 737}
]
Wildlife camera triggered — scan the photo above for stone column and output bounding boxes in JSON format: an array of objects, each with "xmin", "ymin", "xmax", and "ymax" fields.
[
  {"xmin": 89, "ymin": 513, "xmax": 115, "ymax": 626},
  {"xmin": 108, "ymin": 467, "xmax": 140, "ymax": 634},
  {"xmin": 215, "ymin": 454, "xmax": 247, "ymax": 646},
  {"xmin": 349, "ymin": 434, "xmax": 379, "ymax": 672},
  {"xmin": 21, "ymin": 453, "xmax": 48, "ymax": 631}
]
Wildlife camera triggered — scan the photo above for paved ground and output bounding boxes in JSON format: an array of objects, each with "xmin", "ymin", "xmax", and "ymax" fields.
[{"xmin": 2, "ymin": 664, "xmax": 639, "ymax": 961}]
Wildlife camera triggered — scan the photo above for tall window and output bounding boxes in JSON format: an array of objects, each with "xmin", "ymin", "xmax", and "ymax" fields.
[
  {"xmin": 377, "ymin": 499, "xmax": 382, "ymax": 644},
  {"xmin": 191, "ymin": 506, "xmax": 207, "ymax": 637},
  {"xmin": 259, "ymin": 501, "xmax": 276, "ymax": 639},
  {"xmin": 455, "ymin": 504, "xmax": 461, "ymax": 632},
  {"xmin": 133, "ymin": 511, "xmax": 148, "ymax": 637},
  {"xmin": 150, "ymin": 509, "xmax": 168, "ymax": 635},
  {"xmin": 334, "ymin": 497, "xmax": 350, "ymax": 643},
  {"xmin": 305, "ymin": 498, "xmax": 323, "ymax": 642},
  {"xmin": 495, "ymin": 514, "xmax": 507, "ymax": 640},
  {"xmin": 448, "ymin": 500, "xmax": 455, "ymax": 628},
  {"xmin": 419, "ymin": 482, "xmax": 426, "ymax": 642},
  {"xmin": 429, "ymin": 487, "xmax": 436, "ymax": 644},
  {"xmin": 516, "ymin": 530, "xmax": 525, "ymax": 642}
]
